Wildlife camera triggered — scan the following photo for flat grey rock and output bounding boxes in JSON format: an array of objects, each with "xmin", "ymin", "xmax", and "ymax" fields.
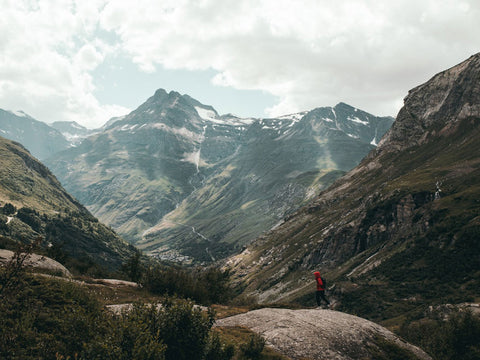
[{"xmin": 216, "ymin": 308, "xmax": 432, "ymax": 360}]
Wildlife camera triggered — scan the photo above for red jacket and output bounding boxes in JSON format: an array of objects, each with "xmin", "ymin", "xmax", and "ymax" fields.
[{"xmin": 314, "ymin": 271, "xmax": 325, "ymax": 291}]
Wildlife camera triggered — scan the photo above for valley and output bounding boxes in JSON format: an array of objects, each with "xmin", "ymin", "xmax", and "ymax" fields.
[
  {"xmin": 1, "ymin": 52, "xmax": 479, "ymax": 360},
  {"xmin": 42, "ymin": 92, "xmax": 393, "ymax": 262}
]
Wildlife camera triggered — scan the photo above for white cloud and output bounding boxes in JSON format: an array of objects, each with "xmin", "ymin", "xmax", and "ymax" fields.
[
  {"xmin": 0, "ymin": 0, "xmax": 128, "ymax": 128},
  {"xmin": 96, "ymin": 0, "xmax": 480, "ymax": 117},
  {"xmin": 0, "ymin": 0, "xmax": 479, "ymax": 128}
]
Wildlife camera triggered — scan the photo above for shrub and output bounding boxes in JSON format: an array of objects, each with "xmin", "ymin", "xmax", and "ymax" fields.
[
  {"xmin": 141, "ymin": 265, "xmax": 232, "ymax": 305},
  {"xmin": 204, "ymin": 331, "xmax": 235, "ymax": 360},
  {"xmin": 238, "ymin": 333, "xmax": 266, "ymax": 360},
  {"xmin": 121, "ymin": 251, "xmax": 144, "ymax": 282},
  {"xmin": 1, "ymin": 203, "xmax": 16, "ymax": 215},
  {"xmin": 0, "ymin": 243, "xmax": 232, "ymax": 360}
]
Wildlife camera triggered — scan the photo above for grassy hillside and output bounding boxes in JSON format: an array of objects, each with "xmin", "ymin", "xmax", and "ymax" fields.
[{"xmin": 0, "ymin": 136, "xmax": 135, "ymax": 272}]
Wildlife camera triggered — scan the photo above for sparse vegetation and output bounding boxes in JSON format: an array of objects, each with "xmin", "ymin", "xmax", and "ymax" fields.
[
  {"xmin": 366, "ymin": 335, "xmax": 420, "ymax": 360},
  {"xmin": 0, "ymin": 243, "xmax": 227, "ymax": 359},
  {"xmin": 398, "ymin": 309, "xmax": 480, "ymax": 360}
]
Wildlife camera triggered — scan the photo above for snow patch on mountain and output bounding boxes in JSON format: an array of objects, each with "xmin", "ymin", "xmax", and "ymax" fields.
[
  {"xmin": 279, "ymin": 112, "xmax": 306, "ymax": 121},
  {"xmin": 8, "ymin": 110, "xmax": 28, "ymax": 118},
  {"xmin": 348, "ymin": 116, "xmax": 369, "ymax": 125},
  {"xmin": 62, "ymin": 133, "xmax": 83, "ymax": 143},
  {"xmin": 195, "ymin": 106, "xmax": 217, "ymax": 121},
  {"xmin": 119, "ymin": 124, "xmax": 138, "ymax": 131},
  {"xmin": 331, "ymin": 108, "xmax": 337, "ymax": 119},
  {"xmin": 195, "ymin": 106, "xmax": 255, "ymax": 127}
]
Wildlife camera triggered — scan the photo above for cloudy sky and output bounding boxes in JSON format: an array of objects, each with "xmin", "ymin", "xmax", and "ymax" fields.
[{"xmin": 1, "ymin": 0, "xmax": 479, "ymax": 128}]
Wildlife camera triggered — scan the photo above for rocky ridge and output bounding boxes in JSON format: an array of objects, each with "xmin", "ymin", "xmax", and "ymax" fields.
[{"xmin": 0, "ymin": 109, "xmax": 71, "ymax": 160}]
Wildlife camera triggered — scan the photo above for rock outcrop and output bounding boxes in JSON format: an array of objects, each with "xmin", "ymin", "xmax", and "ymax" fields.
[
  {"xmin": 377, "ymin": 53, "xmax": 480, "ymax": 151},
  {"xmin": 216, "ymin": 308, "xmax": 432, "ymax": 360},
  {"xmin": 0, "ymin": 249, "xmax": 71, "ymax": 277}
]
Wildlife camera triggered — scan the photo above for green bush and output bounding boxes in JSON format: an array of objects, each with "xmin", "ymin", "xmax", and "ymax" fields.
[
  {"xmin": 238, "ymin": 333, "xmax": 266, "ymax": 360},
  {"xmin": 141, "ymin": 265, "xmax": 232, "ymax": 305},
  {"xmin": 84, "ymin": 304, "xmax": 167, "ymax": 360},
  {"xmin": 158, "ymin": 298, "xmax": 215, "ymax": 360},
  {"xmin": 1, "ymin": 203, "xmax": 16, "ymax": 215},
  {"xmin": 204, "ymin": 332, "xmax": 235, "ymax": 360},
  {"xmin": 121, "ymin": 251, "xmax": 144, "ymax": 282}
]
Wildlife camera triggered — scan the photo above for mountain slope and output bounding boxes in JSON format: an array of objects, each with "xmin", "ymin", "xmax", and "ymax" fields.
[
  {"xmin": 0, "ymin": 109, "xmax": 71, "ymax": 160},
  {"xmin": 45, "ymin": 90, "xmax": 393, "ymax": 261},
  {"xmin": 227, "ymin": 53, "xmax": 480, "ymax": 320},
  {"xmin": 0, "ymin": 136, "xmax": 135, "ymax": 271}
]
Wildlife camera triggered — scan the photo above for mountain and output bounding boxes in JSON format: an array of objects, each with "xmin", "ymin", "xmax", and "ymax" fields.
[
  {"xmin": 227, "ymin": 53, "xmax": 480, "ymax": 321},
  {"xmin": 137, "ymin": 102, "xmax": 393, "ymax": 261},
  {"xmin": 45, "ymin": 89, "xmax": 393, "ymax": 262},
  {"xmin": 0, "ymin": 109, "xmax": 71, "ymax": 160},
  {"xmin": 50, "ymin": 120, "xmax": 96, "ymax": 146},
  {"xmin": 0, "ymin": 136, "xmax": 135, "ymax": 271}
]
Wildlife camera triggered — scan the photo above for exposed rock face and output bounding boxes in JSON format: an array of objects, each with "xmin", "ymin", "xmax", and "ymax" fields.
[
  {"xmin": 216, "ymin": 308, "xmax": 432, "ymax": 360},
  {"xmin": 228, "ymin": 53, "xmax": 480, "ymax": 319},
  {"xmin": 377, "ymin": 53, "xmax": 480, "ymax": 151}
]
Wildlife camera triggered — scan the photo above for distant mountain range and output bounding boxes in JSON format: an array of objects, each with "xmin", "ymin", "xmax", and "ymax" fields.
[
  {"xmin": 50, "ymin": 120, "xmax": 95, "ymax": 146},
  {"xmin": 0, "ymin": 109, "xmax": 71, "ymax": 160},
  {"xmin": 228, "ymin": 53, "xmax": 480, "ymax": 321},
  {"xmin": 0, "ymin": 109, "xmax": 96, "ymax": 160},
  {"xmin": 43, "ymin": 90, "xmax": 393, "ymax": 262}
]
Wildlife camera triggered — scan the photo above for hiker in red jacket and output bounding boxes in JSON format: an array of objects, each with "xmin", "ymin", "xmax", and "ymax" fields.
[{"xmin": 314, "ymin": 271, "xmax": 330, "ymax": 308}]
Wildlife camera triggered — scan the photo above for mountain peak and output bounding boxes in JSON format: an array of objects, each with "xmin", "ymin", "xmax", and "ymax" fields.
[
  {"xmin": 334, "ymin": 102, "xmax": 356, "ymax": 111},
  {"xmin": 153, "ymin": 88, "xmax": 168, "ymax": 98},
  {"xmin": 378, "ymin": 52, "xmax": 480, "ymax": 150}
]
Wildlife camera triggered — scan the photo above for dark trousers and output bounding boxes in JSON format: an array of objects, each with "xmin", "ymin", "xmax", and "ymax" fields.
[{"xmin": 316, "ymin": 290, "xmax": 330, "ymax": 306}]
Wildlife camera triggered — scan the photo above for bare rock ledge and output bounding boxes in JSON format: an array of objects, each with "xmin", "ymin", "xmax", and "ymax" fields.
[{"xmin": 215, "ymin": 308, "xmax": 432, "ymax": 360}]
